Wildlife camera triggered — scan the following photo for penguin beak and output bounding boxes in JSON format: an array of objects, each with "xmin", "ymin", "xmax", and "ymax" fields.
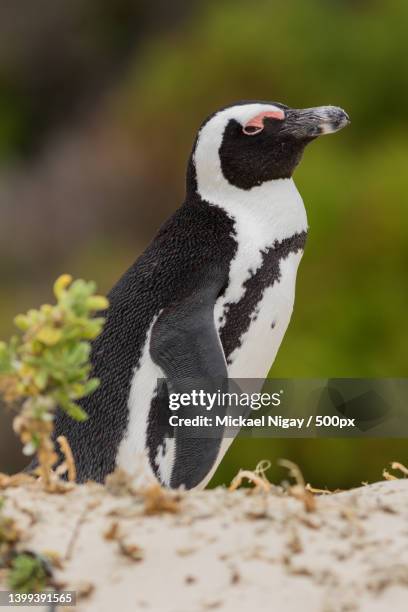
[{"xmin": 283, "ymin": 106, "xmax": 350, "ymax": 138}]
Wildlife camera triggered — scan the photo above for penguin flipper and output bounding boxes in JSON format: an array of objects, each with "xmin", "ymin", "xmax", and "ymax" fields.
[{"xmin": 150, "ymin": 273, "xmax": 228, "ymax": 489}]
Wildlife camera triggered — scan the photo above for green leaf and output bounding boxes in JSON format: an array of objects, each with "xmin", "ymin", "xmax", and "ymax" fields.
[
  {"xmin": 8, "ymin": 554, "xmax": 48, "ymax": 593},
  {"xmin": 36, "ymin": 327, "xmax": 62, "ymax": 346},
  {"xmin": 83, "ymin": 378, "xmax": 100, "ymax": 395},
  {"xmin": 33, "ymin": 370, "xmax": 48, "ymax": 391},
  {"xmin": 0, "ymin": 342, "xmax": 12, "ymax": 373},
  {"xmin": 85, "ymin": 295, "xmax": 109, "ymax": 311},
  {"xmin": 53, "ymin": 274, "xmax": 72, "ymax": 300},
  {"xmin": 61, "ymin": 400, "xmax": 88, "ymax": 422},
  {"xmin": 13, "ymin": 315, "xmax": 30, "ymax": 331}
]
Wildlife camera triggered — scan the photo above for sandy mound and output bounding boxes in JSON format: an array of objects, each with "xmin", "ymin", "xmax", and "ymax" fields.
[{"xmin": 1, "ymin": 477, "xmax": 407, "ymax": 612}]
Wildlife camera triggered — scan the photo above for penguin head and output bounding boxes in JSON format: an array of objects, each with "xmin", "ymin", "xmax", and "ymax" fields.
[{"xmin": 191, "ymin": 101, "xmax": 349, "ymax": 192}]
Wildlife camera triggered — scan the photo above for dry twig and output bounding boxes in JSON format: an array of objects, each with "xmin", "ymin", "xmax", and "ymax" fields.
[
  {"xmin": 56, "ymin": 436, "xmax": 77, "ymax": 482},
  {"xmin": 229, "ymin": 460, "xmax": 272, "ymax": 493},
  {"xmin": 279, "ymin": 459, "xmax": 316, "ymax": 513}
]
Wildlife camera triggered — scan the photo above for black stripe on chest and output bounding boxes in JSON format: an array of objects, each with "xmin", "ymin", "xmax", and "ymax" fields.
[{"xmin": 219, "ymin": 231, "xmax": 307, "ymax": 363}]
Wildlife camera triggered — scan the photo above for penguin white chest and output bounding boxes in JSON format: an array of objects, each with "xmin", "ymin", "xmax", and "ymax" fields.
[
  {"xmin": 209, "ymin": 178, "xmax": 308, "ymax": 381},
  {"xmin": 220, "ymin": 249, "xmax": 303, "ymax": 379}
]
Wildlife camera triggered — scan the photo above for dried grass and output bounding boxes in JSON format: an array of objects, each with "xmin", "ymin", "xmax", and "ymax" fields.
[
  {"xmin": 391, "ymin": 462, "xmax": 408, "ymax": 476},
  {"xmin": 279, "ymin": 459, "xmax": 316, "ymax": 513},
  {"xmin": 103, "ymin": 520, "xmax": 143, "ymax": 562},
  {"xmin": 0, "ymin": 473, "xmax": 35, "ymax": 490},
  {"xmin": 142, "ymin": 483, "xmax": 181, "ymax": 516},
  {"xmin": 383, "ymin": 461, "xmax": 408, "ymax": 481},
  {"xmin": 229, "ymin": 460, "xmax": 272, "ymax": 493},
  {"xmin": 56, "ymin": 436, "xmax": 77, "ymax": 482}
]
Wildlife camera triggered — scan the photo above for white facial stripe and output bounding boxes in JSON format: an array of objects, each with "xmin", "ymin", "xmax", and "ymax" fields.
[
  {"xmin": 194, "ymin": 103, "xmax": 284, "ymax": 201},
  {"xmin": 193, "ymin": 103, "xmax": 307, "ymax": 246}
]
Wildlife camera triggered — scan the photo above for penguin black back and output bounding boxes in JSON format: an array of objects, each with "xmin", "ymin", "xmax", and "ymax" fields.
[{"xmin": 53, "ymin": 197, "xmax": 236, "ymax": 482}]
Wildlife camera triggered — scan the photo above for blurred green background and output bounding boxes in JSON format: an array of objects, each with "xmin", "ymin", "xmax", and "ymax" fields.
[{"xmin": 0, "ymin": 0, "xmax": 406, "ymax": 488}]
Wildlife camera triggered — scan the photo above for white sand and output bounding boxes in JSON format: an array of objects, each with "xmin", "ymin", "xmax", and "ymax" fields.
[{"xmin": 1, "ymin": 478, "xmax": 408, "ymax": 612}]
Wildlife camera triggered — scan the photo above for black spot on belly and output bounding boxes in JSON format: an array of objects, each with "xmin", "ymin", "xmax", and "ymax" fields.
[{"xmin": 220, "ymin": 231, "xmax": 307, "ymax": 363}]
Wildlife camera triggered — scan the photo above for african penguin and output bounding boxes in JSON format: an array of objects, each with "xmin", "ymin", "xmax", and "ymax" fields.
[{"xmin": 53, "ymin": 101, "xmax": 349, "ymax": 489}]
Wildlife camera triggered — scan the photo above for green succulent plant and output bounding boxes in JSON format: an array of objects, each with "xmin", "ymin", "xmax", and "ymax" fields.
[
  {"xmin": 7, "ymin": 553, "xmax": 49, "ymax": 593},
  {"xmin": 0, "ymin": 275, "xmax": 108, "ymax": 487}
]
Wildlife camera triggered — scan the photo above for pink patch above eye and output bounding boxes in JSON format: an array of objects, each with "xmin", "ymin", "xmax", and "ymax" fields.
[{"xmin": 243, "ymin": 109, "xmax": 285, "ymax": 135}]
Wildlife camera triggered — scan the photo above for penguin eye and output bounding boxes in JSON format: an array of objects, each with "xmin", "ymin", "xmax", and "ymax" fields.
[
  {"xmin": 242, "ymin": 109, "xmax": 285, "ymax": 136},
  {"xmin": 242, "ymin": 125, "xmax": 264, "ymax": 136}
]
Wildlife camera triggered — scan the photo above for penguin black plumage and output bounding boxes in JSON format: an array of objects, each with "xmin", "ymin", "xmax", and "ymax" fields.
[{"xmin": 53, "ymin": 101, "xmax": 349, "ymax": 488}]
